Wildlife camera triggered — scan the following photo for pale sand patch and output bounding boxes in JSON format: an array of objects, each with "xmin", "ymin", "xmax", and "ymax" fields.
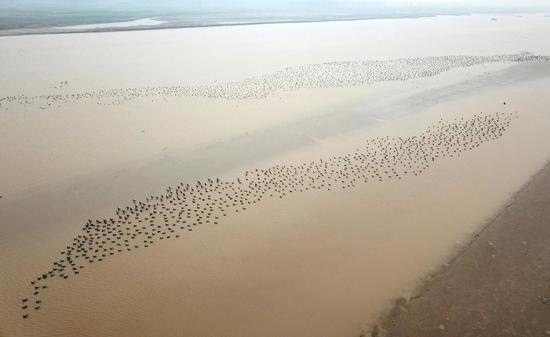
[{"xmin": 56, "ymin": 18, "xmax": 166, "ymax": 30}]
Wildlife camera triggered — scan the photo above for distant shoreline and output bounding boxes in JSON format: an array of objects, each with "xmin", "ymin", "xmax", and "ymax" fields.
[
  {"xmin": 0, "ymin": 13, "xmax": 467, "ymax": 37},
  {"xmin": 3, "ymin": 10, "xmax": 549, "ymax": 38}
]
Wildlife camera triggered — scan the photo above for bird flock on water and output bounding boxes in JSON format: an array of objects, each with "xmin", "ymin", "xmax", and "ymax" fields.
[
  {"xmin": 20, "ymin": 110, "xmax": 517, "ymax": 318},
  {"xmin": 1, "ymin": 52, "xmax": 547, "ymax": 111}
]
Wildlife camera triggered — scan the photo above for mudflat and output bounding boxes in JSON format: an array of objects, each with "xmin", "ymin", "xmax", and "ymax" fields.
[{"xmin": 379, "ymin": 161, "xmax": 550, "ymax": 337}]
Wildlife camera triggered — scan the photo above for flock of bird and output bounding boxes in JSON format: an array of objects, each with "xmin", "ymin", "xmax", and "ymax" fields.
[
  {"xmin": 11, "ymin": 52, "xmax": 535, "ymax": 318},
  {"xmin": 20, "ymin": 110, "xmax": 516, "ymax": 318},
  {"xmin": 1, "ymin": 52, "xmax": 547, "ymax": 111}
]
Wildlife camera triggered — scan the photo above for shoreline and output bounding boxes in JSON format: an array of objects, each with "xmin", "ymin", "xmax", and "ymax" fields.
[{"xmin": 372, "ymin": 159, "xmax": 550, "ymax": 336}]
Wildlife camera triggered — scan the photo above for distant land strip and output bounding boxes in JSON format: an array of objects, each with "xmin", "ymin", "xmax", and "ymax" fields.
[{"xmin": 0, "ymin": 13, "xmax": 464, "ymax": 37}]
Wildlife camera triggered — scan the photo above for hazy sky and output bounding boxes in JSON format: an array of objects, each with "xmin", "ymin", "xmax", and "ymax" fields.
[{"xmin": 1, "ymin": 0, "xmax": 549, "ymax": 11}]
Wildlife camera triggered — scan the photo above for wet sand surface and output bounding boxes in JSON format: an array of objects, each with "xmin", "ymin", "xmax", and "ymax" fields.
[
  {"xmin": 1, "ymin": 14, "xmax": 550, "ymax": 337},
  {"xmin": 380, "ymin": 160, "xmax": 550, "ymax": 337}
]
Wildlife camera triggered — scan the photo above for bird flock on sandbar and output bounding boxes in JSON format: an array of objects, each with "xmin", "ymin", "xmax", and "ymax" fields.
[
  {"xmin": 20, "ymin": 110, "xmax": 516, "ymax": 318},
  {"xmin": 1, "ymin": 52, "xmax": 547, "ymax": 111}
]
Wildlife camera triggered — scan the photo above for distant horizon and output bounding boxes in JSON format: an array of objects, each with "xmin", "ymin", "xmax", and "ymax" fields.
[
  {"xmin": 1, "ymin": 0, "xmax": 548, "ymax": 35},
  {"xmin": 1, "ymin": 0, "xmax": 549, "ymax": 12}
]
